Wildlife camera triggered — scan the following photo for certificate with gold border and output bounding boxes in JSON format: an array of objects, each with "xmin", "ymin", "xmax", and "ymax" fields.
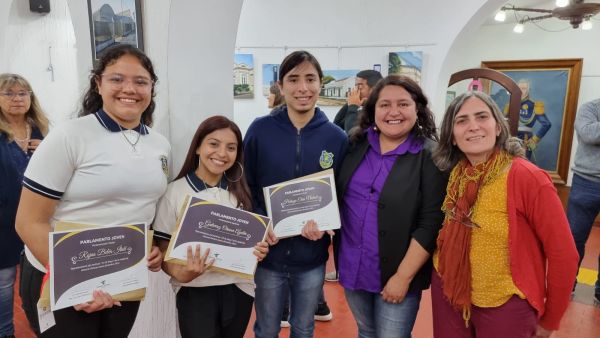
[
  {"xmin": 49, "ymin": 223, "xmax": 148, "ymax": 311},
  {"xmin": 165, "ymin": 197, "xmax": 270, "ymax": 279},
  {"xmin": 263, "ymin": 169, "xmax": 341, "ymax": 238}
]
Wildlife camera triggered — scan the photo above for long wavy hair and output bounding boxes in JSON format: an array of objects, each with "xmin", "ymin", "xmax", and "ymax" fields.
[
  {"xmin": 0, "ymin": 73, "xmax": 49, "ymax": 139},
  {"xmin": 80, "ymin": 44, "xmax": 158, "ymax": 126},
  {"xmin": 432, "ymin": 91, "xmax": 525, "ymax": 171},
  {"xmin": 175, "ymin": 116, "xmax": 252, "ymax": 211},
  {"xmin": 350, "ymin": 75, "xmax": 438, "ymax": 143}
]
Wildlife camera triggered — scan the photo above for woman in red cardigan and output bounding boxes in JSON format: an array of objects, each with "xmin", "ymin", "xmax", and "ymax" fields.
[{"xmin": 431, "ymin": 91, "xmax": 578, "ymax": 338}]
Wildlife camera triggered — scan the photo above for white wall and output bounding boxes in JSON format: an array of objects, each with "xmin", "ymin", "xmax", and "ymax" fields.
[
  {"xmin": 233, "ymin": 0, "xmax": 507, "ymax": 135},
  {"xmin": 0, "ymin": 0, "xmax": 79, "ymax": 124},
  {"xmin": 444, "ymin": 20, "xmax": 600, "ymax": 184}
]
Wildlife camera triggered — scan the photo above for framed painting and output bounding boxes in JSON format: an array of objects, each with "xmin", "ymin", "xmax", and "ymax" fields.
[
  {"xmin": 234, "ymin": 54, "xmax": 254, "ymax": 99},
  {"xmin": 481, "ymin": 59, "xmax": 583, "ymax": 185},
  {"xmin": 87, "ymin": 0, "xmax": 144, "ymax": 65}
]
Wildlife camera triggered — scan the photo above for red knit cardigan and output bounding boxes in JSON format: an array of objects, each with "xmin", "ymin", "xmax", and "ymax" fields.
[{"xmin": 507, "ymin": 157, "xmax": 579, "ymax": 330}]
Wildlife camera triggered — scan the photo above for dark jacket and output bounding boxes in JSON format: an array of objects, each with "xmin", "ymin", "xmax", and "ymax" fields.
[
  {"xmin": 0, "ymin": 127, "xmax": 43, "ymax": 268},
  {"xmin": 243, "ymin": 105, "xmax": 348, "ymax": 272},
  {"xmin": 333, "ymin": 103, "xmax": 361, "ymax": 134},
  {"xmin": 335, "ymin": 135, "xmax": 447, "ymax": 291}
]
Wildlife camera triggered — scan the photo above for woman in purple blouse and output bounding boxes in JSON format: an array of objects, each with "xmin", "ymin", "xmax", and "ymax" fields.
[{"xmin": 335, "ymin": 75, "xmax": 447, "ymax": 338}]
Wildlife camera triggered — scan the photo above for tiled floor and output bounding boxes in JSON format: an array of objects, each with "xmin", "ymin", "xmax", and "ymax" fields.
[{"xmin": 12, "ymin": 226, "xmax": 600, "ymax": 337}]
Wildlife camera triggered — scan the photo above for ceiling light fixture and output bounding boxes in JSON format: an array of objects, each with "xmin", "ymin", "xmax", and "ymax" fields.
[
  {"xmin": 495, "ymin": 10, "xmax": 507, "ymax": 21},
  {"xmin": 582, "ymin": 18, "xmax": 593, "ymax": 29},
  {"xmin": 513, "ymin": 22, "xmax": 525, "ymax": 33},
  {"xmin": 501, "ymin": 0, "xmax": 600, "ymax": 29}
]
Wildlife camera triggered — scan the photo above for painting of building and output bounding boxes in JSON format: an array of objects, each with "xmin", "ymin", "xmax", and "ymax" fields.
[
  {"xmin": 318, "ymin": 69, "xmax": 359, "ymax": 106},
  {"xmin": 388, "ymin": 51, "xmax": 423, "ymax": 84},
  {"xmin": 233, "ymin": 54, "xmax": 254, "ymax": 98},
  {"xmin": 89, "ymin": 0, "xmax": 141, "ymax": 61},
  {"xmin": 262, "ymin": 64, "xmax": 279, "ymax": 97}
]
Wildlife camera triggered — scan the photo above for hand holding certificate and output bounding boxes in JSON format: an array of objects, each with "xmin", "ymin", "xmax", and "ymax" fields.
[
  {"xmin": 165, "ymin": 196, "xmax": 270, "ymax": 279},
  {"xmin": 48, "ymin": 223, "xmax": 148, "ymax": 311},
  {"xmin": 263, "ymin": 169, "xmax": 341, "ymax": 238}
]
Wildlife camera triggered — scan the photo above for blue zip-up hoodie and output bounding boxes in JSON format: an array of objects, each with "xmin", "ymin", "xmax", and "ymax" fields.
[{"xmin": 243, "ymin": 105, "xmax": 348, "ymax": 272}]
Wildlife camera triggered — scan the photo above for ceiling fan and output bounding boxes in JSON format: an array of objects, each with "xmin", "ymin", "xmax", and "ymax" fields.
[{"xmin": 498, "ymin": 0, "xmax": 600, "ymax": 29}]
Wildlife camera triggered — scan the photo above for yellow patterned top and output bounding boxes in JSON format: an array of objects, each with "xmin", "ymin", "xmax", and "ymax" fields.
[
  {"xmin": 469, "ymin": 169, "xmax": 524, "ymax": 307},
  {"xmin": 433, "ymin": 167, "xmax": 525, "ymax": 307}
]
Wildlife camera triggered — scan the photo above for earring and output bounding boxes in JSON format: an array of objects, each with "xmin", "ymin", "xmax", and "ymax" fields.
[
  {"xmin": 224, "ymin": 161, "xmax": 244, "ymax": 183},
  {"xmin": 373, "ymin": 125, "xmax": 378, "ymax": 132}
]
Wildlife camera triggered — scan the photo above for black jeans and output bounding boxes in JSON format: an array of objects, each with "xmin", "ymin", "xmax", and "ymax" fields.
[
  {"xmin": 176, "ymin": 284, "xmax": 254, "ymax": 338},
  {"xmin": 19, "ymin": 254, "xmax": 44, "ymax": 337},
  {"xmin": 19, "ymin": 254, "xmax": 140, "ymax": 338}
]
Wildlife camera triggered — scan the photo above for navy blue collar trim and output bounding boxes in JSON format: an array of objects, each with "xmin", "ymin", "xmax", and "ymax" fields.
[
  {"xmin": 94, "ymin": 109, "xmax": 149, "ymax": 135},
  {"xmin": 185, "ymin": 172, "xmax": 228, "ymax": 193}
]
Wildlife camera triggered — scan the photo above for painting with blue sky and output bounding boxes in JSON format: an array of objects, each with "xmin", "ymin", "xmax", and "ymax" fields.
[
  {"xmin": 318, "ymin": 69, "xmax": 359, "ymax": 106},
  {"xmin": 233, "ymin": 54, "xmax": 254, "ymax": 98},
  {"xmin": 388, "ymin": 51, "xmax": 423, "ymax": 84}
]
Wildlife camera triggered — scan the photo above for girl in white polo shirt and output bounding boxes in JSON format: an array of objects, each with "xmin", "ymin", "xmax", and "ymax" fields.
[
  {"xmin": 155, "ymin": 116, "xmax": 276, "ymax": 338},
  {"xmin": 16, "ymin": 44, "xmax": 169, "ymax": 338}
]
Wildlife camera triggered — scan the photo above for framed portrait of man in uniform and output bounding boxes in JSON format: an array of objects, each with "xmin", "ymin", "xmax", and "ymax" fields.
[{"xmin": 482, "ymin": 59, "xmax": 583, "ymax": 185}]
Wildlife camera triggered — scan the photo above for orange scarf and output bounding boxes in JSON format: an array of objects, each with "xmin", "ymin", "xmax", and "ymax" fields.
[{"xmin": 436, "ymin": 149, "xmax": 512, "ymax": 324}]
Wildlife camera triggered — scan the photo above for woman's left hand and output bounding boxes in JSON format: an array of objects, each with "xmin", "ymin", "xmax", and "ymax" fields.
[
  {"xmin": 381, "ymin": 273, "xmax": 410, "ymax": 304},
  {"xmin": 147, "ymin": 245, "xmax": 163, "ymax": 272},
  {"xmin": 28, "ymin": 139, "xmax": 42, "ymax": 153}
]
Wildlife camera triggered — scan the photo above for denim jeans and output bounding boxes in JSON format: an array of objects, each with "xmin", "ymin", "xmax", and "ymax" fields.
[
  {"xmin": 0, "ymin": 265, "xmax": 17, "ymax": 337},
  {"xmin": 567, "ymin": 174, "xmax": 600, "ymax": 295},
  {"xmin": 344, "ymin": 288, "xmax": 421, "ymax": 338},
  {"xmin": 254, "ymin": 264, "xmax": 325, "ymax": 338}
]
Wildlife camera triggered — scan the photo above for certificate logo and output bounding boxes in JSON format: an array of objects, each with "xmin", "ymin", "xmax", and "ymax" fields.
[
  {"xmin": 319, "ymin": 151, "xmax": 334, "ymax": 169},
  {"xmin": 160, "ymin": 155, "xmax": 169, "ymax": 177}
]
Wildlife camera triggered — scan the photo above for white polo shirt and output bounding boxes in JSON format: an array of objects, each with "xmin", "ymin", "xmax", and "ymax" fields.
[
  {"xmin": 23, "ymin": 109, "xmax": 170, "ymax": 272},
  {"xmin": 154, "ymin": 172, "xmax": 255, "ymax": 296}
]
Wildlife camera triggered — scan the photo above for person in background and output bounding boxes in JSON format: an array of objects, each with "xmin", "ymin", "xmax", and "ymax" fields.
[
  {"xmin": 16, "ymin": 44, "xmax": 168, "ymax": 338},
  {"xmin": 335, "ymin": 75, "xmax": 446, "ymax": 337},
  {"xmin": 268, "ymin": 83, "xmax": 285, "ymax": 110},
  {"xmin": 431, "ymin": 91, "xmax": 578, "ymax": 338},
  {"xmin": 244, "ymin": 50, "xmax": 347, "ymax": 338},
  {"xmin": 0, "ymin": 73, "xmax": 49, "ymax": 338},
  {"xmin": 567, "ymin": 98, "xmax": 600, "ymax": 303},
  {"xmin": 155, "ymin": 115, "xmax": 276, "ymax": 338},
  {"xmin": 333, "ymin": 69, "xmax": 383, "ymax": 134}
]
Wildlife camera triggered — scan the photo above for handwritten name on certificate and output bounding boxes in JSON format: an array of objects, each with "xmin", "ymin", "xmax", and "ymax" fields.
[
  {"xmin": 165, "ymin": 197, "xmax": 270, "ymax": 279},
  {"xmin": 49, "ymin": 223, "xmax": 148, "ymax": 311},
  {"xmin": 263, "ymin": 169, "xmax": 341, "ymax": 238}
]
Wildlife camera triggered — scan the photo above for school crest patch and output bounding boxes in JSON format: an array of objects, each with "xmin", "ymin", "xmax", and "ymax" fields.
[
  {"xmin": 160, "ymin": 155, "xmax": 169, "ymax": 177},
  {"xmin": 319, "ymin": 150, "xmax": 334, "ymax": 169}
]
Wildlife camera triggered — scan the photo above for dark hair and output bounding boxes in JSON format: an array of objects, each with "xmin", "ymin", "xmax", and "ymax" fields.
[
  {"xmin": 278, "ymin": 50, "xmax": 323, "ymax": 83},
  {"xmin": 432, "ymin": 91, "xmax": 524, "ymax": 171},
  {"xmin": 350, "ymin": 75, "xmax": 438, "ymax": 143},
  {"xmin": 80, "ymin": 44, "xmax": 158, "ymax": 126},
  {"xmin": 175, "ymin": 116, "xmax": 252, "ymax": 211},
  {"xmin": 269, "ymin": 83, "xmax": 285, "ymax": 107},
  {"xmin": 356, "ymin": 69, "xmax": 383, "ymax": 88}
]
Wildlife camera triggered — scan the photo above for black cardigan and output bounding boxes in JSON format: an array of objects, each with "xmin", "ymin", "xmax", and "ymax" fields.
[{"xmin": 335, "ymin": 137, "xmax": 448, "ymax": 291}]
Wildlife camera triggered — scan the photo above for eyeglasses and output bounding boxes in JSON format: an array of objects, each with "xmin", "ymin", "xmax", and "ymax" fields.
[
  {"xmin": 0, "ymin": 91, "xmax": 32, "ymax": 99},
  {"xmin": 100, "ymin": 74, "xmax": 154, "ymax": 91}
]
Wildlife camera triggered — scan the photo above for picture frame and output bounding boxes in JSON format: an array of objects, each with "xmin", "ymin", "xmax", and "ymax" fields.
[
  {"xmin": 481, "ymin": 59, "xmax": 583, "ymax": 185},
  {"xmin": 87, "ymin": 0, "xmax": 144, "ymax": 66}
]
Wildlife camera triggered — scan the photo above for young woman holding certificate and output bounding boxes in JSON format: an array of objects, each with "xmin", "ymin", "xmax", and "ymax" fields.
[
  {"xmin": 335, "ymin": 75, "xmax": 447, "ymax": 338},
  {"xmin": 154, "ymin": 116, "xmax": 275, "ymax": 338},
  {"xmin": 16, "ymin": 44, "xmax": 169, "ymax": 338}
]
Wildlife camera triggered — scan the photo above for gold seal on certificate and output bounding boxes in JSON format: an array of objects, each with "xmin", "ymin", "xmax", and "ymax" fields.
[
  {"xmin": 263, "ymin": 169, "xmax": 341, "ymax": 238},
  {"xmin": 48, "ymin": 223, "xmax": 148, "ymax": 311},
  {"xmin": 165, "ymin": 197, "xmax": 270, "ymax": 279}
]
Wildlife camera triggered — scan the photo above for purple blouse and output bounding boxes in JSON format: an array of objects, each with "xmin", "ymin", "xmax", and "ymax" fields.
[{"xmin": 339, "ymin": 127, "xmax": 423, "ymax": 292}]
